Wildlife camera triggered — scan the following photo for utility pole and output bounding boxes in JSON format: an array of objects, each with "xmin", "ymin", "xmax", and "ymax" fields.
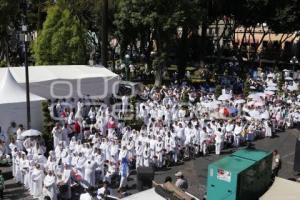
[
  {"xmin": 101, "ymin": 0, "xmax": 108, "ymax": 68},
  {"xmin": 21, "ymin": 0, "xmax": 31, "ymax": 129}
]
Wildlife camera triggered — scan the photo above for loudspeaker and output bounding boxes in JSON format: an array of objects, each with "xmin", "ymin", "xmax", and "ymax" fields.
[
  {"xmin": 294, "ymin": 140, "xmax": 300, "ymax": 171},
  {"xmin": 136, "ymin": 167, "xmax": 154, "ymax": 191}
]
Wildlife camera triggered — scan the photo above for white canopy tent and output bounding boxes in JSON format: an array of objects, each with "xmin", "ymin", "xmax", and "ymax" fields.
[
  {"xmin": 0, "ymin": 69, "xmax": 46, "ymax": 131},
  {"xmin": 260, "ymin": 177, "xmax": 300, "ymax": 200},
  {"xmin": 0, "ymin": 65, "xmax": 120, "ymax": 100}
]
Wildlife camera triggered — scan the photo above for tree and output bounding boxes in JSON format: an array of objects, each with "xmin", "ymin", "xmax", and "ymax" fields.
[
  {"xmin": 33, "ymin": 5, "xmax": 88, "ymax": 65},
  {"xmin": 114, "ymin": 0, "xmax": 203, "ymax": 86},
  {"xmin": 0, "ymin": 0, "xmax": 20, "ymax": 66}
]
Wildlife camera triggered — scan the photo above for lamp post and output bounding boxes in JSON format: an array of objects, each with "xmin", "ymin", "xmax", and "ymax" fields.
[
  {"xmin": 290, "ymin": 56, "xmax": 299, "ymax": 72},
  {"xmin": 125, "ymin": 54, "xmax": 130, "ymax": 80},
  {"xmin": 101, "ymin": 0, "xmax": 108, "ymax": 67},
  {"xmin": 21, "ymin": 0, "xmax": 31, "ymax": 129}
]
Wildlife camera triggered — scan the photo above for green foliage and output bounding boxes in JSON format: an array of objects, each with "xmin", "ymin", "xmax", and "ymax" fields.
[
  {"xmin": 0, "ymin": 60, "xmax": 7, "ymax": 68},
  {"xmin": 278, "ymin": 72, "xmax": 284, "ymax": 95},
  {"xmin": 124, "ymin": 118, "xmax": 144, "ymax": 130},
  {"xmin": 243, "ymin": 79, "xmax": 250, "ymax": 97},
  {"xmin": 0, "ymin": 0, "xmax": 20, "ymax": 65},
  {"xmin": 41, "ymin": 101, "xmax": 54, "ymax": 151},
  {"xmin": 215, "ymin": 85, "xmax": 222, "ymax": 97},
  {"xmin": 33, "ymin": 5, "xmax": 88, "ymax": 65}
]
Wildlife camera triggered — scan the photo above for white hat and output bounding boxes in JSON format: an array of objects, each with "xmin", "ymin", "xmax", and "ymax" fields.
[{"xmin": 175, "ymin": 171, "xmax": 183, "ymax": 177}]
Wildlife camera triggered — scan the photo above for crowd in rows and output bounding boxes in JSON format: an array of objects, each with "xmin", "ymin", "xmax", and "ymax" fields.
[{"xmin": 1, "ymin": 68, "xmax": 300, "ymax": 200}]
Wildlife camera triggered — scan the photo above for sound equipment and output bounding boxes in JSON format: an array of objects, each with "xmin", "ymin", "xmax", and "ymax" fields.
[
  {"xmin": 136, "ymin": 167, "xmax": 154, "ymax": 191},
  {"xmin": 294, "ymin": 139, "xmax": 300, "ymax": 171}
]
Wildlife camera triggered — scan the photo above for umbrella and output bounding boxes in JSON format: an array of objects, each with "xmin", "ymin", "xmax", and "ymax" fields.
[
  {"xmin": 254, "ymin": 101, "xmax": 265, "ymax": 107},
  {"xmin": 248, "ymin": 110, "xmax": 261, "ymax": 119},
  {"xmin": 219, "ymin": 107, "xmax": 230, "ymax": 117},
  {"xmin": 265, "ymin": 86, "xmax": 278, "ymax": 91},
  {"xmin": 264, "ymin": 91, "xmax": 275, "ymax": 96},
  {"xmin": 283, "ymin": 69, "xmax": 290, "ymax": 72},
  {"xmin": 267, "ymin": 82, "xmax": 277, "ymax": 87},
  {"xmin": 218, "ymin": 94, "xmax": 232, "ymax": 101},
  {"xmin": 260, "ymin": 111, "xmax": 270, "ymax": 120},
  {"xmin": 250, "ymin": 86, "xmax": 256, "ymax": 90},
  {"xmin": 21, "ymin": 129, "xmax": 42, "ymax": 137},
  {"xmin": 285, "ymin": 77, "xmax": 293, "ymax": 81},
  {"xmin": 247, "ymin": 101, "xmax": 256, "ymax": 106},
  {"xmin": 234, "ymin": 99, "xmax": 246, "ymax": 104},
  {"xmin": 287, "ymin": 85, "xmax": 297, "ymax": 91},
  {"xmin": 247, "ymin": 93, "xmax": 264, "ymax": 99},
  {"xmin": 202, "ymin": 101, "xmax": 220, "ymax": 109}
]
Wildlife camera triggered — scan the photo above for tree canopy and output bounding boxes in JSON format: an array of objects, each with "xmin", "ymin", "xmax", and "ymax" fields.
[{"xmin": 33, "ymin": 5, "xmax": 88, "ymax": 65}]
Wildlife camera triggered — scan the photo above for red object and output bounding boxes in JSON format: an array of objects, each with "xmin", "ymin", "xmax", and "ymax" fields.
[
  {"xmin": 223, "ymin": 108, "xmax": 230, "ymax": 117},
  {"xmin": 74, "ymin": 122, "xmax": 81, "ymax": 133},
  {"xmin": 107, "ymin": 120, "xmax": 116, "ymax": 129}
]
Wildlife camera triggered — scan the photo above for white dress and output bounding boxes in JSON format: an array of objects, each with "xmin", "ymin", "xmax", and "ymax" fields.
[
  {"xmin": 264, "ymin": 121, "xmax": 272, "ymax": 137},
  {"xmin": 43, "ymin": 175, "xmax": 57, "ymax": 200},
  {"xmin": 84, "ymin": 160, "xmax": 96, "ymax": 187},
  {"xmin": 31, "ymin": 168, "xmax": 44, "ymax": 198}
]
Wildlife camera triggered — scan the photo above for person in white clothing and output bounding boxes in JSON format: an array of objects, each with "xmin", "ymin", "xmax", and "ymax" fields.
[
  {"xmin": 30, "ymin": 164, "xmax": 44, "ymax": 199},
  {"xmin": 233, "ymin": 122, "xmax": 243, "ymax": 147},
  {"xmin": 135, "ymin": 141, "xmax": 143, "ymax": 169},
  {"xmin": 52, "ymin": 123, "xmax": 63, "ymax": 149},
  {"xmin": 79, "ymin": 188, "xmax": 93, "ymax": 200},
  {"xmin": 43, "ymin": 170, "xmax": 57, "ymax": 200},
  {"xmin": 84, "ymin": 159, "xmax": 97, "ymax": 188},
  {"xmin": 122, "ymin": 95, "xmax": 129, "ymax": 114},
  {"xmin": 215, "ymin": 128, "xmax": 223, "ymax": 155}
]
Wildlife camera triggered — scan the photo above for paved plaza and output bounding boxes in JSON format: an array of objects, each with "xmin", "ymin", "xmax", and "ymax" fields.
[{"xmin": 1, "ymin": 128, "xmax": 298, "ymax": 200}]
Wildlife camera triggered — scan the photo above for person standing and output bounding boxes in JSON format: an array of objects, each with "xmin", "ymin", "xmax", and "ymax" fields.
[
  {"xmin": 84, "ymin": 159, "xmax": 97, "ymax": 188},
  {"xmin": 143, "ymin": 143, "xmax": 151, "ymax": 167},
  {"xmin": 58, "ymin": 164, "xmax": 72, "ymax": 200},
  {"xmin": 31, "ymin": 164, "xmax": 44, "ymax": 199},
  {"xmin": 215, "ymin": 128, "xmax": 223, "ymax": 155},
  {"xmin": 135, "ymin": 141, "xmax": 144, "ymax": 169},
  {"xmin": 118, "ymin": 155, "xmax": 129, "ymax": 191},
  {"xmin": 52, "ymin": 123, "xmax": 62, "ymax": 149},
  {"xmin": 272, "ymin": 149, "xmax": 281, "ymax": 177},
  {"xmin": 43, "ymin": 170, "xmax": 57, "ymax": 200},
  {"xmin": 233, "ymin": 121, "xmax": 242, "ymax": 148},
  {"xmin": 122, "ymin": 95, "xmax": 129, "ymax": 114}
]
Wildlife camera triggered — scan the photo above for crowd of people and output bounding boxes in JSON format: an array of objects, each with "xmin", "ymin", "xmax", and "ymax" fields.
[{"xmin": 0, "ymin": 67, "xmax": 299, "ymax": 199}]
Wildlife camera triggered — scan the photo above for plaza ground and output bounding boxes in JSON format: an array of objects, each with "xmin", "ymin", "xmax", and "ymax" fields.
[{"xmin": 1, "ymin": 128, "xmax": 298, "ymax": 200}]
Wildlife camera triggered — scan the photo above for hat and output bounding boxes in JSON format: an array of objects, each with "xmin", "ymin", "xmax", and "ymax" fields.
[{"xmin": 175, "ymin": 171, "xmax": 183, "ymax": 177}]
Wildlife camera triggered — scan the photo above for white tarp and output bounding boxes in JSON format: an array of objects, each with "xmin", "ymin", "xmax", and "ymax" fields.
[
  {"xmin": 0, "ymin": 65, "xmax": 120, "ymax": 100},
  {"xmin": 259, "ymin": 177, "xmax": 300, "ymax": 200},
  {"xmin": 0, "ymin": 69, "xmax": 45, "ymax": 131},
  {"xmin": 122, "ymin": 188, "xmax": 165, "ymax": 200}
]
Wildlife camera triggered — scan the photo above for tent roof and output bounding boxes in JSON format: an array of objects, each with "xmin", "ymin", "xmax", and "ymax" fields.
[
  {"xmin": 0, "ymin": 65, "xmax": 119, "ymax": 83},
  {"xmin": 122, "ymin": 188, "xmax": 165, "ymax": 200},
  {"xmin": 0, "ymin": 68, "xmax": 45, "ymax": 104},
  {"xmin": 259, "ymin": 177, "xmax": 300, "ymax": 200}
]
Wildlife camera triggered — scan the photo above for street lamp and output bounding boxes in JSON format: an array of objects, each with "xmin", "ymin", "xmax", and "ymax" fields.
[
  {"xmin": 125, "ymin": 54, "xmax": 130, "ymax": 80},
  {"xmin": 290, "ymin": 56, "xmax": 299, "ymax": 72},
  {"xmin": 20, "ymin": 0, "xmax": 31, "ymax": 129}
]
